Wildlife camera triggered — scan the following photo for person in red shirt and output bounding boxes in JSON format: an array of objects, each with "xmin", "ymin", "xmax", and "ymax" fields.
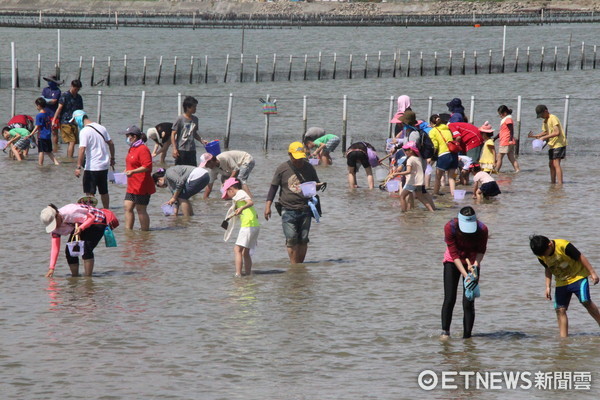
[
  {"xmin": 448, "ymin": 122, "xmax": 485, "ymax": 162},
  {"xmin": 441, "ymin": 206, "xmax": 488, "ymax": 339},
  {"xmin": 122, "ymin": 125, "xmax": 155, "ymax": 231}
]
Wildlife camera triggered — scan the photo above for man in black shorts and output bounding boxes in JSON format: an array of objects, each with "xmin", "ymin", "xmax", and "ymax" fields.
[{"xmin": 73, "ymin": 110, "xmax": 115, "ymax": 208}]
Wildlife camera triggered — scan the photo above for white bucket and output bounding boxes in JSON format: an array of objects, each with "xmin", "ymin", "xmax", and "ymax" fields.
[
  {"xmin": 108, "ymin": 170, "xmax": 115, "ymax": 183},
  {"xmin": 161, "ymin": 203, "xmax": 175, "ymax": 216},
  {"xmin": 113, "ymin": 173, "xmax": 127, "ymax": 185},
  {"xmin": 453, "ymin": 189, "xmax": 466, "ymax": 200},
  {"xmin": 532, "ymin": 139, "xmax": 544, "ymax": 152},
  {"xmin": 386, "ymin": 179, "xmax": 400, "ymax": 193},
  {"xmin": 308, "ymin": 158, "xmax": 319, "ymax": 166},
  {"xmin": 66, "ymin": 240, "xmax": 85, "ymax": 257},
  {"xmin": 300, "ymin": 181, "xmax": 317, "ymax": 198},
  {"xmin": 374, "ymin": 166, "xmax": 388, "ymax": 182},
  {"xmin": 425, "ymin": 164, "xmax": 432, "ymax": 176}
]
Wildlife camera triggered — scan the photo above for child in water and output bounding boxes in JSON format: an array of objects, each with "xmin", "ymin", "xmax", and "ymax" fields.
[
  {"xmin": 470, "ymin": 163, "xmax": 501, "ymax": 200},
  {"xmin": 396, "ymin": 141, "xmax": 436, "ymax": 212},
  {"xmin": 529, "ymin": 235, "xmax": 600, "ymax": 337},
  {"xmin": 222, "ymin": 177, "xmax": 260, "ymax": 277}
]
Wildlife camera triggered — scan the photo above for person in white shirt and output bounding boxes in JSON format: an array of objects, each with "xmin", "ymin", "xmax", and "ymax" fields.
[
  {"xmin": 199, "ymin": 150, "xmax": 255, "ymax": 198},
  {"xmin": 73, "ymin": 110, "xmax": 115, "ymax": 208}
]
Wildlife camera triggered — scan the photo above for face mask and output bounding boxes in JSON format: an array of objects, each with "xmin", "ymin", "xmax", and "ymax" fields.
[{"xmin": 126, "ymin": 137, "xmax": 132, "ymax": 145}]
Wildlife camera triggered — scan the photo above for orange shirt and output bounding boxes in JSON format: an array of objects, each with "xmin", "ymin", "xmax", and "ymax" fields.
[{"xmin": 499, "ymin": 115, "xmax": 516, "ymax": 146}]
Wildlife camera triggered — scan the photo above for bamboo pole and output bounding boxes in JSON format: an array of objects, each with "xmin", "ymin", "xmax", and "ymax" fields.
[
  {"xmin": 288, "ymin": 55, "xmax": 293, "ymax": 81},
  {"xmin": 271, "ymin": 53, "xmax": 277, "ymax": 81},
  {"xmin": 189, "ymin": 56, "xmax": 194, "ymax": 84},
  {"xmin": 139, "ymin": 90, "xmax": 146, "ymax": 130},
  {"xmin": 540, "ymin": 46, "xmax": 544, "ymax": 71},
  {"xmin": 56, "ymin": 29, "xmax": 60, "ymax": 80},
  {"xmin": 254, "ymin": 55, "xmax": 259, "ymax": 83},
  {"xmin": 303, "ymin": 96, "xmax": 308, "ymax": 135},
  {"xmin": 469, "ymin": 95, "xmax": 475, "ymax": 123},
  {"xmin": 204, "ymin": 55, "xmax": 208, "ymax": 84},
  {"xmin": 364, "ymin": 54, "xmax": 368, "ymax": 78},
  {"xmin": 333, "ymin": 52, "xmax": 337, "ymax": 79},
  {"xmin": 142, "ymin": 56, "xmax": 147, "ymax": 85},
  {"xmin": 91, "ymin": 56, "xmax": 95, "ymax": 86},
  {"xmin": 348, "ymin": 54, "xmax": 353, "ymax": 79},
  {"xmin": 11, "ymin": 42, "xmax": 16, "ymax": 117},
  {"xmin": 377, "ymin": 51, "xmax": 381, "ymax": 77},
  {"xmin": 97, "ymin": 90, "xmax": 102, "ymax": 124},
  {"xmin": 427, "ymin": 96, "xmax": 433, "ymax": 119},
  {"xmin": 106, "ymin": 56, "xmax": 111, "ymax": 86},
  {"xmin": 514, "ymin": 48, "xmax": 519, "ymax": 73},
  {"xmin": 461, "ymin": 50, "xmax": 466, "ymax": 75},
  {"xmin": 420, "ymin": 51, "xmax": 424, "ymax": 76},
  {"xmin": 434, "ymin": 51, "xmax": 438, "ymax": 75},
  {"xmin": 124, "ymin": 54, "xmax": 127, "ymax": 86},
  {"xmin": 225, "ymin": 93, "xmax": 233, "ymax": 149},
  {"xmin": 263, "ymin": 94, "xmax": 270, "ymax": 151},
  {"xmin": 37, "ymin": 54, "xmax": 41, "ymax": 87},
  {"xmin": 406, "ymin": 51, "xmax": 411, "ymax": 77},
  {"xmin": 342, "ymin": 95, "xmax": 348, "ymax": 151},
  {"xmin": 563, "ymin": 95, "xmax": 570, "ymax": 137},
  {"xmin": 303, "ymin": 54, "xmax": 308, "ymax": 81},
  {"xmin": 318, "ymin": 51, "xmax": 322, "ymax": 80},
  {"xmin": 173, "ymin": 56, "xmax": 178, "ymax": 85},
  {"xmin": 526, "ymin": 47, "xmax": 530, "ymax": 72},
  {"xmin": 77, "ymin": 56, "xmax": 83, "ymax": 81},
  {"xmin": 515, "ymin": 95, "xmax": 522, "ymax": 156},
  {"xmin": 388, "ymin": 95, "xmax": 394, "ymax": 138},
  {"xmin": 448, "ymin": 50, "xmax": 452, "ymax": 76},
  {"xmin": 474, "ymin": 50, "xmax": 478, "ymax": 75},
  {"xmin": 157, "ymin": 56, "xmax": 163, "ymax": 84},
  {"xmin": 240, "ymin": 53, "xmax": 244, "ymax": 82},
  {"xmin": 488, "ymin": 49, "xmax": 492, "ymax": 74},
  {"xmin": 178, "ymin": 93, "xmax": 182, "ymax": 116},
  {"xmin": 392, "ymin": 52, "xmax": 397, "ymax": 78}
]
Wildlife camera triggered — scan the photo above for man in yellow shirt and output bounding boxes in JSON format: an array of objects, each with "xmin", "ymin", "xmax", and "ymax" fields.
[
  {"xmin": 530, "ymin": 235, "xmax": 600, "ymax": 337},
  {"xmin": 528, "ymin": 105, "xmax": 567, "ymax": 184}
]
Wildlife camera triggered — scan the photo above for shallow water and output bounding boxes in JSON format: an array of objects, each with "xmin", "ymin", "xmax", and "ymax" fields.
[{"xmin": 1, "ymin": 24, "xmax": 600, "ymax": 399}]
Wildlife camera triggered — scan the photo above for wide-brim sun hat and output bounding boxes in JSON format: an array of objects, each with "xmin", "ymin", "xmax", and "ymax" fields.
[
  {"xmin": 478, "ymin": 121, "xmax": 494, "ymax": 133},
  {"xmin": 399, "ymin": 110, "xmax": 418, "ymax": 126},
  {"xmin": 43, "ymin": 74, "xmax": 63, "ymax": 85},
  {"xmin": 288, "ymin": 141, "xmax": 307, "ymax": 159},
  {"xmin": 390, "ymin": 111, "xmax": 404, "ymax": 124},
  {"xmin": 221, "ymin": 177, "xmax": 239, "ymax": 199},
  {"xmin": 40, "ymin": 206, "xmax": 58, "ymax": 233},
  {"xmin": 147, "ymin": 127, "xmax": 159, "ymax": 142},
  {"xmin": 199, "ymin": 152, "xmax": 214, "ymax": 167}
]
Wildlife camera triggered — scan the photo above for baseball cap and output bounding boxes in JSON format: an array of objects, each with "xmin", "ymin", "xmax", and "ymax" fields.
[
  {"xmin": 40, "ymin": 206, "xmax": 58, "ymax": 233},
  {"xmin": 120, "ymin": 125, "xmax": 143, "ymax": 136},
  {"xmin": 199, "ymin": 153, "xmax": 214, "ymax": 167},
  {"xmin": 535, "ymin": 104, "xmax": 548, "ymax": 118},
  {"xmin": 221, "ymin": 177, "xmax": 239, "ymax": 199},
  {"xmin": 288, "ymin": 141, "xmax": 307, "ymax": 159},
  {"xmin": 69, "ymin": 109, "xmax": 87, "ymax": 123},
  {"xmin": 401, "ymin": 140, "xmax": 420, "ymax": 157}
]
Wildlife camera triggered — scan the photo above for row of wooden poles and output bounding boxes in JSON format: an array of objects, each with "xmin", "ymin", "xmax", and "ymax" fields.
[
  {"xmin": 25, "ymin": 89, "xmax": 567, "ymax": 155},
  {"xmin": 5, "ymin": 42, "xmax": 598, "ymax": 89}
]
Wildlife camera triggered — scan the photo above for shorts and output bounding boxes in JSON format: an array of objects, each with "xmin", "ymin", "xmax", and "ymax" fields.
[
  {"xmin": 346, "ymin": 150, "xmax": 370, "ymax": 169},
  {"xmin": 175, "ymin": 150, "xmax": 197, "ymax": 166},
  {"xmin": 403, "ymin": 184, "xmax": 427, "ymax": 194},
  {"xmin": 499, "ymin": 144, "xmax": 515, "ymax": 155},
  {"xmin": 237, "ymin": 160, "xmax": 255, "ymax": 184},
  {"xmin": 322, "ymin": 136, "xmax": 341, "ymax": 154},
  {"xmin": 436, "ymin": 152, "xmax": 459, "ymax": 171},
  {"xmin": 549, "ymin": 146, "xmax": 566, "ymax": 160},
  {"xmin": 281, "ymin": 208, "xmax": 312, "ymax": 247},
  {"xmin": 14, "ymin": 137, "xmax": 31, "ymax": 150},
  {"xmin": 480, "ymin": 181, "xmax": 501, "ymax": 197},
  {"xmin": 83, "ymin": 169, "xmax": 109, "ymax": 195},
  {"xmin": 554, "ymin": 277, "xmax": 591, "ymax": 309},
  {"xmin": 466, "ymin": 145, "xmax": 482, "ymax": 162},
  {"xmin": 235, "ymin": 226, "xmax": 260, "ymax": 249},
  {"xmin": 38, "ymin": 138, "xmax": 53, "ymax": 153},
  {"xmin": 61, "ymin": 123, "xmax": 78, "ymax": 143},
  {"xmin": 178, "ymin": 173, "xmax": 210, "ymax": 200},
  {"xmin": 124, "ymin": 192, "xmax": 151, "ymax": 206}
]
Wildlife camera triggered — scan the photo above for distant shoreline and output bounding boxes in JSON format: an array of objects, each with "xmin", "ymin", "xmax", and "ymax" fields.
[{"xmin": 1, "ymin": 0, "xmax": 600, "ymax": 18}]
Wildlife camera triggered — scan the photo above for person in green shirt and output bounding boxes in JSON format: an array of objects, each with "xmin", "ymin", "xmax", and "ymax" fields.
[
  {"xmin": 304, "ymin": 133, "xmax": 340, "ymax": 166},
  {"xmin": 2, "ymin": 127, "xmax": 33, "ymax": 161}
]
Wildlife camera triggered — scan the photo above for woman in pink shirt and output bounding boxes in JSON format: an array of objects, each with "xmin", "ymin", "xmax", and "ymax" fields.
[
  {"xmin": 495, "ymin": 105, "xmax": 520, "ymax": 172},
  {"xmin": 40, "ymin": 203, "xmax": 109, "ymax": 277}
]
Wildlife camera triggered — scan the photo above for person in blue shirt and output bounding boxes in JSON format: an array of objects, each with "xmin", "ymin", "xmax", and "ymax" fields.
[{"xmin": 30, "ymin": 98, "xmax": 60, "ymax": 166}]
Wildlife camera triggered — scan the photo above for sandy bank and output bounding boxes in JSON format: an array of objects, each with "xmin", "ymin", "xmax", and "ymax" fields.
[{"xmin": 1, "ymin": 0, "xmax": 600, "ymax": 16}]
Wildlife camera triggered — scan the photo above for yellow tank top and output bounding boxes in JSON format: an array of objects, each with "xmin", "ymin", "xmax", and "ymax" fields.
[{"xmin": 538, "ymin": 239, "xmax": 588, "ymax": 287}]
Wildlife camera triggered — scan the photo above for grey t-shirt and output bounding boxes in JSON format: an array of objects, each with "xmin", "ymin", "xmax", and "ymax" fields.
[
  {"xmin": 172, "ymin": 115, "xmax": 199, "ymax": 152},
  {"xmin": 271, "ymin": 160, "xmax": 319, "ymax": 210}
]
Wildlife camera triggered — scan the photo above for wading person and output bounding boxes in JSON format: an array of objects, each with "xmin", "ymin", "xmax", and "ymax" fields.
[
  {"xmin": 529, "ymin": 235, "xmax": 600, "ymax": 337},
  {"xmin": 199, "ymin": 150, "xmax": 255, "ymax": 198},
  {"xmin": 441, "ymin": 206, "xmax": 488, "ymax": 339},
  {"xmin": 528, "ymin": 105, "xmax": 566, "ymax": 185},
  {"xmin": 73, "ymin": 110, "xmax": 115, "ymax": 209},
  {"xmin": 495, "ymin": 105, "xmax": 520, "ymax": 173},
  {"xmin": 41, "ymin": 203, "xmax": 112, "ymax": 277},
  {"xmin": 122, "ymin": 125, "xmax": 155, "ymax": 231},
  {"xmin": 52, "ymin": 79, "xmax": 83, "ymax": 158},
  {"xmin": 171, "ymin": 96, "xmax": 206, "ymax": 166},
  {"xmin": 264, "ymin": 142, "xmax": 323, "ymax": 264},
  {"xmin": 152, "ymin": 165, "xmax": 210, "ymax": 216}
]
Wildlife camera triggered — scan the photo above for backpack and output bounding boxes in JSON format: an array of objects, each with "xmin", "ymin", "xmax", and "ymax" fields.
[
  {"xmin": 362, "ymin": 142, "xmax": 379, "ymax": 167},
  {"xmin": 101, "ymin": 209, "xmax": 120, "ymax": 230},
  {"xmin": 412, "ymin": 126, "xmax": 435, "ymax": 160}
]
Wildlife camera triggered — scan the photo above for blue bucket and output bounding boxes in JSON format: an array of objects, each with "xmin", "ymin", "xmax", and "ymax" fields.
[{"xmin": 205, "ymin": 140, "xmax": 221, "ymax": 156}]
